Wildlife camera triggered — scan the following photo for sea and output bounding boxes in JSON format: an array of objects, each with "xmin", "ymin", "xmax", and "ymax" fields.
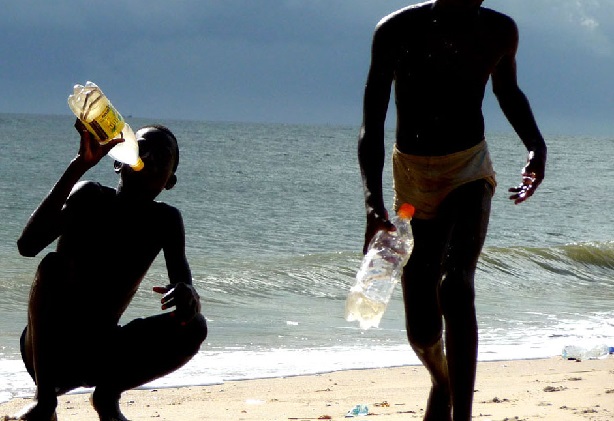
[{"xmin": 0, "ymin": 113, "xmax": 612, "ymax": 403}]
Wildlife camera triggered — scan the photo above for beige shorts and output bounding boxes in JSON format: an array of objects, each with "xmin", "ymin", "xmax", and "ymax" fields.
[{"xmin": 393, "ymin": 140, "xmax": 497, "ymax": 220}]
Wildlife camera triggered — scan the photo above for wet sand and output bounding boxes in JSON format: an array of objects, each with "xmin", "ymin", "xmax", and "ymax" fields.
[{"xmin": 2, "ymin": 357, "xmax": 613, "ymax": 420}]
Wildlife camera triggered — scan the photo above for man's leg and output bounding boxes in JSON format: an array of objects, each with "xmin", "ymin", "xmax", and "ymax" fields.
[
  {"xmin": 18, "ymin": 252, "xmax": 80, "ymax": 421},
  {"xmin": 401, "ymin": 213, "xmax": 455, "ymax": 421},
  {"xmin": 439, "ymin": 180, "xmax": 492, "ymax": 421},
  {"xmin": 91, "ymin": 312, "xmax": 207, "ymax": 421}
]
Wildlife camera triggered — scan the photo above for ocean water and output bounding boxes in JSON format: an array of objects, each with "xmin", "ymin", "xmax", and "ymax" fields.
[{"xmin": 0, "ymin": 114, "xmax": 612, "ymax": 403}]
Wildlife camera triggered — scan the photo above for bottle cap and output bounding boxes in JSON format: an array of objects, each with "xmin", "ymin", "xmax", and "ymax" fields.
[
  {"xmin": 131, "ymin": 157, "xmax": 144, "ymax": 171},
  {"xmin": 397, "ymin": 203, "xmax": 415, "ymax": 219}
]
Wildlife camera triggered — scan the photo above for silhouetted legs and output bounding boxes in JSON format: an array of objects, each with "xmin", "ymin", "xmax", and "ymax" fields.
[
  {"xmin": 19, "ymin": 252, "xmax": 207, "ymax": 421},
  {"xmin": 401, "ymin": 180, "xmax": 492, "ymax": 421}
]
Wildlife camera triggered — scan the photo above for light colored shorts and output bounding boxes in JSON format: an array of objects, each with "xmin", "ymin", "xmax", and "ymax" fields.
[{"xmin": 393, "ymin": 140, "xmax": 497, "ymax": 220}]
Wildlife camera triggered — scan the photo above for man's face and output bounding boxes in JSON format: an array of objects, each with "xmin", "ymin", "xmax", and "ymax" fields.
[{"xmin": 119, "ymin": 128, "xmax": 177, "ymax": 199}]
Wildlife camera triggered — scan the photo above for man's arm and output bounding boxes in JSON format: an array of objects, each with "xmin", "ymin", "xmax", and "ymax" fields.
[
  {"xmin": 17, "ymin": 121, "xmax": 121, "ymax": 256},
  {"xmin": 491, "ymin": 22, "xmax": 547, "ymax": 204},
  {"xmin": 358, "ymin": 21, "xmax": 396, "ymax": 253},
  {"xmin": 154, "ymin": 206, "xmax": 201, "ymax": 324}
]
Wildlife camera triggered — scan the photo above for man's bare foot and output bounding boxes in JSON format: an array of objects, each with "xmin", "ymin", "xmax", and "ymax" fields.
[
  {"xmin": 424, "ymin": 384, "xmax": 452, "ymax": 421},
  {"xmin": 90, "ymin": 392, "xmax": 129, "ymax": 421},
  {"xmin": 10, "ymin": 401, "xmax": 57, "ymax": 421}
]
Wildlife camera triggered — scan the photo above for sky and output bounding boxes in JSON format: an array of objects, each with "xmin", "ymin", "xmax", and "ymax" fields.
[{"xmin": 1, "ymin": 0, "xmax": 613, "ymax": 135}]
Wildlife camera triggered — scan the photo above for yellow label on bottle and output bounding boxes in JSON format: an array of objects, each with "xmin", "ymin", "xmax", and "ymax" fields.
[{"xmin": 82, "ymin": 104, "xmax": 125, "ymax": 143}]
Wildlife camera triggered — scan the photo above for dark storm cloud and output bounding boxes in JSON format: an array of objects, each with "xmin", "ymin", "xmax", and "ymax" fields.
[{"xmin": 1, "ymin": 1, "xmax": 612, "ymax": 134}]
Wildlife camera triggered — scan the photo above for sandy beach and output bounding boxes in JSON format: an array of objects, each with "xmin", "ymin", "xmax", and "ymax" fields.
[{"xmin": 1, "ymin": 357, "xmax": 613, "ymax": 420}]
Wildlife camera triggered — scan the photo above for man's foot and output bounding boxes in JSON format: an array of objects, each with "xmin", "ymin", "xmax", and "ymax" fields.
[
  {"xmin": 423, "ymin": 384, "xmax": 452, "ymax": 421},
  {"xmin": 10, "ymin": 401, "xmax": 57, "ymax": 421},
  {"xmin": 90, "ymin": 392, "xmax": 129, "ymax": 421}
]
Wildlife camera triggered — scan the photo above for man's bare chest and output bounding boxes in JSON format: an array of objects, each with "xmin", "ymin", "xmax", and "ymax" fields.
[{"xmin": 394, "ymin": 22, "xmax": 504, "ymax": 81}]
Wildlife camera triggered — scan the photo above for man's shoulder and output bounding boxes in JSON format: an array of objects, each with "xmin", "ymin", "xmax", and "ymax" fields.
[
  {"xmin": 152, "ymin": 200, "xmax": 183, "ymax": 220},
  {"xmin": 377, "ymin": 1, "xmax": 432, "ymax": 29},
  {"xmin": 152, "ymin": 200, "xmax": 178, "ymax": 211},
  {"xmin": 68, "ymin": 180, "xmax": 113, "ymax": 201},
  {"xmin": 479, "ymin": 7, "xmax": 519, "ymax": 47},
  {"xmin": 373, "ymin": 1, "xmax": 432, "ymax": 43},
  {"xmin": 480, "ymin": 7, "xmax": 517, "ymax": 30},
  {"xmin": 149, "ymin": 201, "xmax": 185, "ymax": 241}
]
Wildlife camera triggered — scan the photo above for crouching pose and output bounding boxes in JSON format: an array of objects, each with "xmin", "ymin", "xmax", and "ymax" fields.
[{"xmin": 14, "ymin": 121, "xmax": 208, "ymax": 421}]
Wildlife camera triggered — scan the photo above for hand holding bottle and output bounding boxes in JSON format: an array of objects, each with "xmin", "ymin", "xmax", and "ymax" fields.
[
  {"xmin": 347, "ymin": 203, "xmax": 415, "ymax": 329},
  {"xmin": 363, "ymin": 207, "xmax": 395, "ymax": 255},
  {"xmin": 74, "ymin": 120, "xmax": 124, "ymax": 169},
  {"xmin": 68, "ymin": 81, "xmax": 144, "ymax": 171}
]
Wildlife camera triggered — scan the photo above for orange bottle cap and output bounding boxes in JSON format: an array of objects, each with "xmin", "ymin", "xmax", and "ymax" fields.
[
  {"xmin": 131, "ymin": 158, "xmax": 145, "ymax": 171},
  {"xmin": 397, "ymin": 203, "xmax": 415, "ymax": 219}
]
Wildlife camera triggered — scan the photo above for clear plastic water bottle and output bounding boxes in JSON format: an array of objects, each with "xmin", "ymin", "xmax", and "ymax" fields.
[
  {"xmin": 562, "ymin": 344, "xmax": 613, "ymax": 360},
  {"xmin": 345, "ymin": 203, "xmax": 415, "ymax": 330},
  {"xmin": 68, "ymin": 81, "xmax": 144, "ymax": 171}
]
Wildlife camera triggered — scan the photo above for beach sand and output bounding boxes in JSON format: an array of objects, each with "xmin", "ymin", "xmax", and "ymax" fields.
[{"xmin": 1, "ymin": 357, "xmax": 613, "ymax": 420}]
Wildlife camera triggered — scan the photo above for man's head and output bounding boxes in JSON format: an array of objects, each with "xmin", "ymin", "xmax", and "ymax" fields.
[
  {"xmin": 116, "ymin": 125, "xmax": 180, "ymax": 200},
  {"xmin": 141, "ymin": 124, "xmax": 180, "ymax": 172},
  {"xmin": 434, "ymin": 0, "xmax": 484, "ymax": 11}
]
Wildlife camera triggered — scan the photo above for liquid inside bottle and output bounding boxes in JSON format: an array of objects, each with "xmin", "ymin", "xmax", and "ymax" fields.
[
  {"xmin": 345, "ymin": 203, "xmax": 415, "ymax": 330},
  {"xmin": 68, "ymin": 82, "xmax": 143, "ymax": 171}
]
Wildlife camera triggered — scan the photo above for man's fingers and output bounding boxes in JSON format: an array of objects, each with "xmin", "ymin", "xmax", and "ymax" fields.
[
  {"xmin": 161, "ymin": 297, "xmax": 175, "ymax": 310},
  {"xmin": 509, "ymin": 185, "xmax": 535, "ymax": 204}
]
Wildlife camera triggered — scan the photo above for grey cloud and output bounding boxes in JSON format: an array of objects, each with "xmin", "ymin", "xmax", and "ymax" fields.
[{"xmin": 0, "ymin": 1, "xmax": 612, "ymax": 133}]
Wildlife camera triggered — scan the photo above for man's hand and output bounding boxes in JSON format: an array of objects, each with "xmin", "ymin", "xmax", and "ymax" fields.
[
  {"xmin": 74, "ymin": 119, "xmax": 123, "ymax": 168},
  {"xmin": 153, "ymin": 283, "xmax": 201, "ymax": 326},
  {"xmin": 508, "ymin": 150, "xmax": 546, "ymax": 204},
  {"xmin": 363, "ymin": 208, "xmax": 395, "ymax": 254}
]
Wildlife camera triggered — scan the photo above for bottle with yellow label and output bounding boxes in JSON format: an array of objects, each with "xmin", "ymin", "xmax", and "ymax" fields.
[{"xmin": 68, "ymin": 81, "xmax": 144, "ymax": 171}]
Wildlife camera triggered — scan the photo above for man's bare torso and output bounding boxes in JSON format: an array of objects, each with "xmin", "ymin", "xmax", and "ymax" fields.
[{"xmin": 376, "ymin": 3, "xmax": 517, "ymax": 155}]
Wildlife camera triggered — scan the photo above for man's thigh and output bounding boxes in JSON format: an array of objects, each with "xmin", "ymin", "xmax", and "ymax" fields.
[
  {"xmin": 440, "ymin": 179, "xmax": 493, "ymax": 272},
  {"xmin": 101, "ymin": 313, "xmax": 205, "ymax": 367}
]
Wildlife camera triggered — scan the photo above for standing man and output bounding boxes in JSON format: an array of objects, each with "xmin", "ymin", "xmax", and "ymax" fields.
[{"xmin": 358, "ymin": 1, "xmax": 546, "ymax": 420}]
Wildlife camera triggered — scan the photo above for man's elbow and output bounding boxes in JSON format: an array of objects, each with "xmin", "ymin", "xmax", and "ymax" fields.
[
  {"xmin": 493, "ymin": 82, "xmax": 525, "ymax": 104},
  {"xmin": 17, "ymin": 237, "xmax": 39, "ymax": 257}
]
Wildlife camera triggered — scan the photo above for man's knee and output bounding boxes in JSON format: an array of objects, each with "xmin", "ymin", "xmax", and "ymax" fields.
[
  {"xmin": 164, "ymin": 313, "xmax": 208, "ymax": 359},
  {"xmin": 38, "ymin": 252, "xmax": 68, "ymax": 272},
  {"xmin": 404, "ymin": 297, "xmax": 443, "ymax": 349},
  {"xmin": 402, "ymin": 265, "xmax": 445, "ymax": 349},
  {"xmin": 439, "ymin": 269, "xmax": 476, "ymax": 316},
  {"xmin": 407, "ymin": 326, "xmax": 443, "ymax": 351},
  {"xmin": 184, "ymin": 314, "xmax": 207, "ymax": 354}
]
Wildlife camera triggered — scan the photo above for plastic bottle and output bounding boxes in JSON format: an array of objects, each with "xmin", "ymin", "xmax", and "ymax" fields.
[
  {"xmin": 345, "ymin": 203, "xmax": 415, "ymax": 330},
  {"xmin": 68, "ymin": 81, "xmax": 144, "ymax": 171},
  {"xmin": 345, "ymin": 404, "xmax": 369, "ymax": 417},
  {"xmin": 562, "ymin": 344, "xmax": 613, "ymax": 360}
]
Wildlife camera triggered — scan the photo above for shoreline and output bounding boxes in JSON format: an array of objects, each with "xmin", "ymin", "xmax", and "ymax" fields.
[{"xmin": 1, "ymin": 357, "xmax": 613, "ymax": 420}]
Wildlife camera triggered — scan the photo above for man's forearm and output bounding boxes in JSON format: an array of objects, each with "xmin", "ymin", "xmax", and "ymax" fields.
[
  {"xmin": 358, "ymin": 127, "xmax": 387, "ymax": 216},
  {"xmin": 497, "ymin": 87, "xmax": 546, "ymax": 153}
]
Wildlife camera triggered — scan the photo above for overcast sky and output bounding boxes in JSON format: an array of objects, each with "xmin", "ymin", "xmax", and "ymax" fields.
[{"xmin": 1, "ymin": 1, "xmax": 613, "ymax": 135}]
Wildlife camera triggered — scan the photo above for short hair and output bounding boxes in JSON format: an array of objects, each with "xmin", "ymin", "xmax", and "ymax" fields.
[{"xmin": 142, "ymin": 124, "xmax": 179, "ymax": 173}]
